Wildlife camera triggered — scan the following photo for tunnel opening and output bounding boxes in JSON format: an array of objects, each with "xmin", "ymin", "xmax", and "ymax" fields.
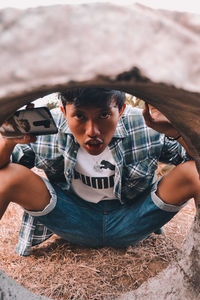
[{"xmin": 0, "ymin": 2, "xmax": 200, "ymax": 299}]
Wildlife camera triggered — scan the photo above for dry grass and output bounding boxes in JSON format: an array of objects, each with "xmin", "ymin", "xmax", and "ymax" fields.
[{"xmin": 0, "ymin": 166, "xmax": 196, "ymax": 299}]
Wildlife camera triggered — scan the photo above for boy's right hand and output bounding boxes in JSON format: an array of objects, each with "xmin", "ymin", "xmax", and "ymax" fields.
[
  {"xmin": 0, "ymin": 132, "xmax": 36, "ymax": 169},
  {"xmin": 0, "ymin": 133, "xmax": 37, "ymax": 146},
  {"xmin": 0, "ymin": 133, "xmax": 36, "ymax": 169},
  {"xmin": 0, "ymin": 102, "xmax": 36, "ymax": 146}
]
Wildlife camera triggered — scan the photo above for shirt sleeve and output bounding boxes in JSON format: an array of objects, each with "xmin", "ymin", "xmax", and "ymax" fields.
[
  {"xmin": 11, "ymin": 144, "xmax": 35, "ymax": 169},
  {"xmin": 159, "ymin": 136, "xmax": 192, "ymax": 165},
  {"xmin": 16, "ymin": 212, "xmax": 53, "ymax": 256}
]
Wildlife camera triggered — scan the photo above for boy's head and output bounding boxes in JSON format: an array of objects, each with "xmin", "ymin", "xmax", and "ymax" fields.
[
  {"xmin": 59, "ymin": 88, "xmax": 126, "ymax": 155},
  {"xmin": 59, "ymin": 88, "xmax": 125, "ymax": 112}
]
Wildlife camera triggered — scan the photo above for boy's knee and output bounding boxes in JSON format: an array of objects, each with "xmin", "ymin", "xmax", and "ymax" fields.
[
  {"xmin": 0, "ymin": 163, "xmax": 31, "ymax": 194},
  {"xmin": 177, "ymin": 161, "xmax": 200, "ymax": 194},
  {"xmin": 180, "ymin": 161, "xmax": 199, "ymax": 182},
  {"xmin": 0, "ymin": 163, "xmax": 51, "ymax": 213},
  {"xmin": 157, "ymin": 160, "xmax": 200, "ymax": 206}
]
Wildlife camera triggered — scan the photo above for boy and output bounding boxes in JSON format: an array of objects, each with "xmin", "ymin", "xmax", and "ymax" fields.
[{"xmin": 0, "ymin": 88, "xmax": 199, "ymax": 256}]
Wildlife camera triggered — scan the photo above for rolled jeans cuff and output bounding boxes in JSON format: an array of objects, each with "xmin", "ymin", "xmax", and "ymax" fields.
[{"xmin": 151, "ymin": 176, "xmax": 188, "ymax": 212}]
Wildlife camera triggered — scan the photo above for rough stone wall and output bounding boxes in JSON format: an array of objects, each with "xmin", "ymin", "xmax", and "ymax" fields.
[
  {"xmin": 0, "ymin": 3, "xmax": 200, "ymax": 299},
  {"xmin": 0, "ymin": 270, "xmax": 49, "ymax": 300},
  {"xmin": 0, "ymin": 3, "xmax": 200, "ymax": 116}
]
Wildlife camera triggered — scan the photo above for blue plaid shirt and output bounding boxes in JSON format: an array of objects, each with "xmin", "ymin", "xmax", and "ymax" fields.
[{"xmin": 13, "ymin": 106, "xmax": 189, "ymax": 256}]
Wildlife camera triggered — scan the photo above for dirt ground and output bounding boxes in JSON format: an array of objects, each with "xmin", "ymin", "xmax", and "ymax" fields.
[{"xmin": 0, "ymin": 167, "xmax": 196, "ymax": 300}]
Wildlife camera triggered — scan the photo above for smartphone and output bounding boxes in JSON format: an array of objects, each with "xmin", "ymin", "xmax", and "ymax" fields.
[{"xmin": 0, "ymin": 107, "xmax": 58, "ymax": 139}]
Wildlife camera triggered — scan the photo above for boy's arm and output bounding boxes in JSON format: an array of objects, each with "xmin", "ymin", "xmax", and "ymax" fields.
[
  {"xmin": 0, "ymin": 134, "xmax": 36, "ymax": 168},
  {"xmin": 143, "ymin": 103, "xmax": 192, "ymax": 157},
  {"xmin": 171, "ymin": 136, "xmax": 192, "ymax": 157}
]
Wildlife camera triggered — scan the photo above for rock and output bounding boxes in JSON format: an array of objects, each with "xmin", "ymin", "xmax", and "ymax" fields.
[
  {"xmin": 119, "ymin": 218, "xmax": 200, "ymax": 299},
  {"xmin": 0, "ymin": 3, "xmax": 200, "ymax": 121},
  {"xmin": 0, "ymin": 270, "xmax": 49, "ymax": 300}
]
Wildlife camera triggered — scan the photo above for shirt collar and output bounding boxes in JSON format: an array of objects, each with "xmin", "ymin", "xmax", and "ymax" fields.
[
  {"xmin": 113, "ymin": 117, "xmax": 128, "ymax": 138},
  {"xmin": 58, "ymin": 113, "xmax": 72, "ymax": 134}
]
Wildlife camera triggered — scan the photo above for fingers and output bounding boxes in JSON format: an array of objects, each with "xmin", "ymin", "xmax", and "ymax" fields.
[
  {"xmin": 143, "ymin": 103, "xmax": 170, "ymax": 124},
  {"xmin": 26, "ymin": 103, "xmax": 34, "ymax": 109},
  {"xmin": 143, "ymin": 103, "xmax": 153, "ymax": 127},
  {"xmin": 1, "ymin": 134, "xmax": 37, "ymax": 145},
  {"xmin": 19, "ymin": 135, "xmax": 37, "ymax": 144},
  {"xmin": 142, "ymin": 102, "xmax": 149, "ymax": 117}
]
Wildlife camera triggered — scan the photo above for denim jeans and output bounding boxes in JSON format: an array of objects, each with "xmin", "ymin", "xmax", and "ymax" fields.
[{"xmin": 26, "ymin": 178, "xmax": 185, "ymax": 248}]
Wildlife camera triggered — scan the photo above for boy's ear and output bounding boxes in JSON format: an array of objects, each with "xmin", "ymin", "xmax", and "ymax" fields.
[
  {"xmin": 119, "ymin": 103, "xmax": 126, "ymax": 117},
  {"xmin": 60, "ymin": 104, "xmax": 66, "ymax": 116}
]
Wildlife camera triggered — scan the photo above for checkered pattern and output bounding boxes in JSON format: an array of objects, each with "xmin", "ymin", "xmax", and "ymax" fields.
[
  {"xmin": 12, "ymin": 106, "xmax": 190, "ymax": 256},
  {"xmin": 16, "ymin": 212, "xmax": 53, "ymax": 256}
]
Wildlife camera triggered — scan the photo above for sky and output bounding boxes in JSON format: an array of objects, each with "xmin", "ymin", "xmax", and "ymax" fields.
[{"xmin": 0, "ymin": 0, "xmax": 200, "ymax": 15}]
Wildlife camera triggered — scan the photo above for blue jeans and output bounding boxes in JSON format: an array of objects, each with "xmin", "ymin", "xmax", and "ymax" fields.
[{"xmin": 26, "ymin": 178, "xmax": 185, "ymax": 248}]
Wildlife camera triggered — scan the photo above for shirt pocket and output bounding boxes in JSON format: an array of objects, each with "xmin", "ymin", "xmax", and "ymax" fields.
[
  {"xmin": 122, "ymin": 158, "xmax": 158, "ymax": 191},
  {"xmin": 35, "ymin": 155, "xmax": 66, "ymax": 182}
]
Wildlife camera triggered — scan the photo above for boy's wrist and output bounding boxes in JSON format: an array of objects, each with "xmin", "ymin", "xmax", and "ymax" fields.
[
  {"xmin": 167, "ymin": 135, "xmax": 181, "ymax": 141},
  {"xmin": 0, "ymin": 136, "xmax": 16, "ymax": 168},
  {"xmin": 0, "ymin": 135, "xmax": 17, "ymax": 148}
]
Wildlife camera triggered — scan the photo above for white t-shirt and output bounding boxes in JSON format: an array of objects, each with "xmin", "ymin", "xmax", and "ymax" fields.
[{"xmin": 72, "ymin": 147, "xmax": 117, "ymax": 203}]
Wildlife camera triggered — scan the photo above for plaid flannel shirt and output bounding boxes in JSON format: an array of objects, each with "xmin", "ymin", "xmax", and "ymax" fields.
[{"xmin": 12, "ymin": 106, "xmax": 190, "ymax": 256}]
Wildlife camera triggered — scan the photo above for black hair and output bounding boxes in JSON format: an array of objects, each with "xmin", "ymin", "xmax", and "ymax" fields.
[{"xmin": 59, "ymin": 88, "xmax": 125, "ymax": 111}]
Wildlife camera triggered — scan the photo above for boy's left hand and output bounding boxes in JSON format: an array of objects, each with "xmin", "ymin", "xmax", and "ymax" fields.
[{"xmin": 143, "ymin": 103, "xmax": 180, "ymax": 138}]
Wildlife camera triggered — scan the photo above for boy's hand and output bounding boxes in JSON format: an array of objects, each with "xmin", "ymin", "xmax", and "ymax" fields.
[
  {"xmin": 143, "ymin": 103, "xmax": 180, "ymax": 138},
  {"xmin": 0, "ymin": 133, "xmax": 37, "ymax": 145},
  {"xmin": 0, "ymin": 102, "xmax": 36, "ymax": 145}
]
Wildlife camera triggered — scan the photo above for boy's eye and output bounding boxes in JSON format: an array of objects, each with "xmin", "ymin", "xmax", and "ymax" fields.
[
  {"xmin": 100, "ymin": 112, "xmax": 110, "ymax": 119},
  {"xmin": 75, "ymin": 113, "xmax": 85, "ymax": 120}
]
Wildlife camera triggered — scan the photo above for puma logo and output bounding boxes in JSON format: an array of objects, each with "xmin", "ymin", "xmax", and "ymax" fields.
[{"xmin": 100, "ymin": 160, "xmax": 115, "ymax": 171}]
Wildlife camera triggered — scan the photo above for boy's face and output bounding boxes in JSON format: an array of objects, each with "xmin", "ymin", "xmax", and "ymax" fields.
[{"xmin": 61, "ymin": 100, "xmax": 126, "ymax": 155}]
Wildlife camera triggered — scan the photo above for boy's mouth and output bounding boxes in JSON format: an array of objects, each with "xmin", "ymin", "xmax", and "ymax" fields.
[{"xmin": 85, "ymin": 139, "xmax": 104, "ymax": 153}]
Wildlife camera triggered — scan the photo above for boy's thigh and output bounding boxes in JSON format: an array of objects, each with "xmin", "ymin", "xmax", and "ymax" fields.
[
  {"xmin": 0, "ymin": 163, "xmax": 50, "ymax": 211},
  {"xmin": 105, "ymin": 179, "xmax": 183, "ymax": 247}
]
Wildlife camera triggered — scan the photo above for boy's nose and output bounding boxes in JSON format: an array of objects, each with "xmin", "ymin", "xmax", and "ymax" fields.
[{"xmin": 86, "ymin": 120, "xmax": 101, "ymax": 137}]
